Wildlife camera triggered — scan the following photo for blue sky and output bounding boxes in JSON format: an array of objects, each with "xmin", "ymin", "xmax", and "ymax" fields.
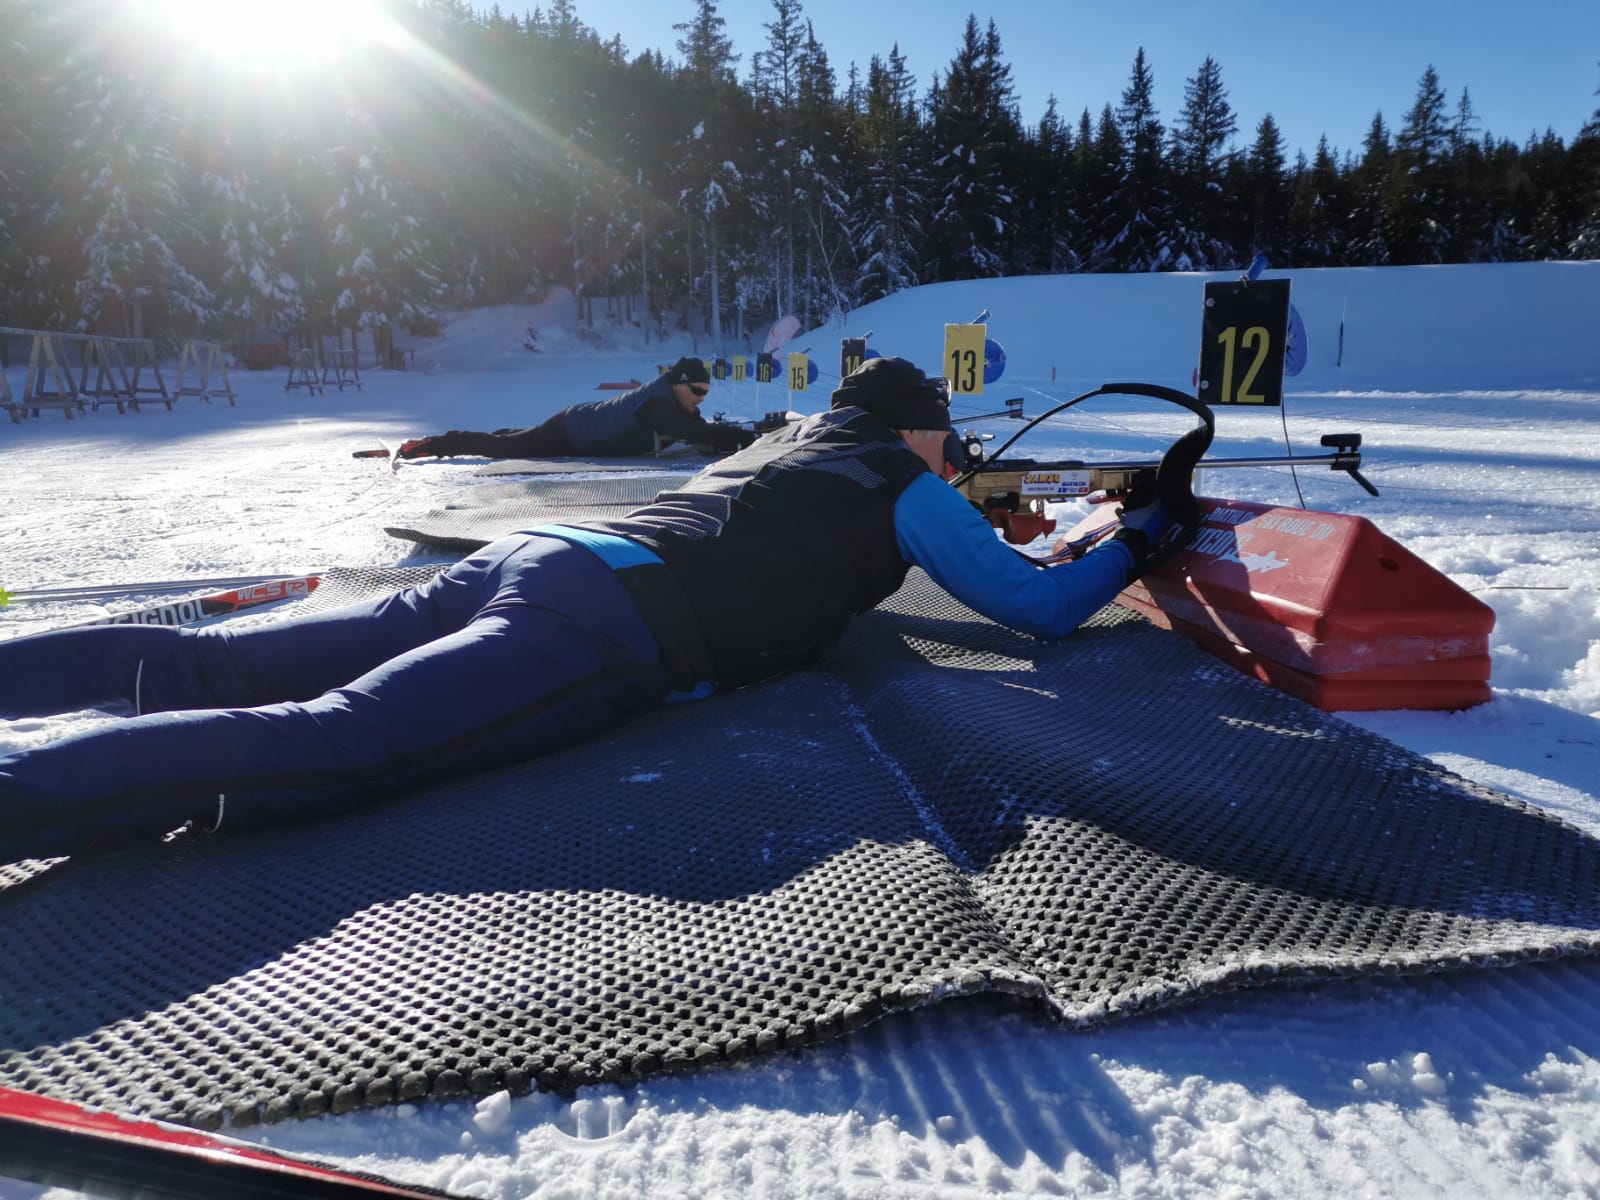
[{"xmin": 544, "ymin": 0, "xmax": 1598, "ymax": 160}]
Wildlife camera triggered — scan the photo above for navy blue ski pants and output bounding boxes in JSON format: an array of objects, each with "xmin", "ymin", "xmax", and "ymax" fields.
[{"xmin": 0, "ymin": 535, "xmax": 670, "ymax": 862}]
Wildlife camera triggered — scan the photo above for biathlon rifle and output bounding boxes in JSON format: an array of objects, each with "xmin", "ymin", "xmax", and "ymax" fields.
[{"xmin": 949, "ymin": 382, "xmax": 1378, "ymax": 546}]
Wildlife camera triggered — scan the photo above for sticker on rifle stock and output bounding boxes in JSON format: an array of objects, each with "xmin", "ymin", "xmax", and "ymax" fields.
[{"xmin": 1021, "ymin": 470, "xmax": 1092, "ymax": 497}]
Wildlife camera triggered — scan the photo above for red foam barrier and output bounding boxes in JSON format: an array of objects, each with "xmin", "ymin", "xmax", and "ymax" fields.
[{"xmin": 1058, "ymin": 498, "xmax": 1496, "ymax": 712}]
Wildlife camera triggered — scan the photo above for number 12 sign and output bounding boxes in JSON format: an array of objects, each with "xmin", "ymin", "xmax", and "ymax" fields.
[{"xmin": 1198, "ymin": 278, "xmax": 1290, "ymax": 406}]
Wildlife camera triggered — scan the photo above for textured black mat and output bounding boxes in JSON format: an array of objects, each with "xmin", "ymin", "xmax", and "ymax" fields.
[
  {"xmin": 472, "ymin": 454, "xmax": 719, "ymax": 476},
  {"xmin": 384, "ymin": 478, "xmax": 693, "ymax": 550},
  {"xmin": 4, "ymin": 556, "xmax": 1600, "ymax": 1133}
]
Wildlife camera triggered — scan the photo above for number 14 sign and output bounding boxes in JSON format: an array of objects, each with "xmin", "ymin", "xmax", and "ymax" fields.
[{"xmin": 1198, "ymin": 278, "xmax": 1290, "ymax": 406}]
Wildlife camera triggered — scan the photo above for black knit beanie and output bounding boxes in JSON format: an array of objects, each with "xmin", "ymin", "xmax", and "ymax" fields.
[
  {"xmin": 829, "ymin": 357, "xmax": 951, "ymax": 432},
  {"xmin": 670, "ymin": 356, "xmax": 711, "ymax": 386}
]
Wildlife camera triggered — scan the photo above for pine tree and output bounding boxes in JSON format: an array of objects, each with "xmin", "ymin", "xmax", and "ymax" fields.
[
  {"xmin": 923, "ymin": 16, "xmax": 1020, "ymax": 281},
  {"xmin": 1564, "ymin": 66, "xmax": 1600, "ymax": 258},
  {"xmin": 1284, "ymin": 137, "xmax": 1344, "ymax": 266},
  {"xmin": 0, "ymin": 20, "xmax": 29, "ymax": 324},
  {"xmin": 1475, "ymin": 133, "xmax": 1526, "ymax": 261},
  {"xmin": 619, "ymin": 47, "xmax": 695, "ymax": 336},
  {"xmin": 1168, "ymin": 55, "xmax": 1238, "ymax": 268},
  {"xmin": 0, "ymin": 22, "xmax": 26, "ymax": 316},
  {"xmin": 1092, "ymin": 48, "xmax": 1177, "ymax": 270},
  {"xmin": 565, "ymin": 36, "xmax": 636, "ymax": 331},
  {"xmin": 1347, "ymin": 113, "xmax": 1394, "ymax": 264},
  {"xmin": 262, "ymin": 181, "xmax": 323, "ymax": 350},
  {"xmin": 1444, "ymin": 86, "xmax": 1497, "ymax": 261},
  {"xmin": 5, "ymin": 0, "xmax": 1597, "ymax": 336},
  {"xmin": 324, "ymin": 147, "xmax": 445, "ymax": 365},
  {"xmin": 1522, "ymin": 128, "xmax": 1577, "ymax": 258},
  {"xmin": 749, "ymin": 0, "xmax": 807, "ymax": 319},
  {"xmin": 1079, "ymin": 105, "xmax": 1125, "ymax": 270},
  {"xmin": 251, "ymin": 104, "xmax": 354, "ymax": 348},
  {"xmin": 1397, "ymin": 64, "xmax": 1452, "ymax": 160},
  {"xmin": 977, "ymin": 19, "xmax": 1026, "ymax": 269},
  {"xmin": 1497, "ymin": 131, "xmax": 1554, "ymax": 258},
  {"xmin": 671, "ymin": 0, "xmax": 750, "ymax": 347},
  {"xmin": 466, "ymin": 3, "xmax": 603, "ymax": 308},
  {"xmin": 66, "ymin": 67, "xmax": 212, "ymax": 339},
  {"xmin": 0, "ymin": 0, "xmax": 100, "ymax": 327},
  {"xmin": 791, "ymin": 23, "xmax": 854, "ymax": 323},
  {"xmin": 1016, "ymin": 97, "xmax": 1081, "ymax": 273},
  {"xmin": 199, "ymin": 172, "xmax": 305, "ymax": 357},
  {"xmin": 1388, "ymin": 65, "xmax": 1453, "ymax": 263},
  {"xmin": 853, "ymin": 46, "xmax": 927, "ymax": 303},
  {"xmin": 1241, "ymin": 113, "xmax": 1290, "ymax": 260}
]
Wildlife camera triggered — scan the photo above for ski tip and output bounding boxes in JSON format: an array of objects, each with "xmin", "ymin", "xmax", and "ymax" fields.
[{"xmin": 0, "ymin": 586, "xmax": 11, "ymax": 608}]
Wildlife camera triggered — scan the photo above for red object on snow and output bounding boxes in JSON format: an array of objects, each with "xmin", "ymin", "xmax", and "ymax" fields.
[
  {"xmin": 983, "ymin": 509, "xmax": 1057, "ymax": 545},
  {"xmin": 1057, "ymin": 498, "xmax": 1496, "ymax": 712},
  {"xmin": 0, "ymin": 1084, "xmax": 447, "ymax": 1197},
  {"xmin": 763, "ymin": 315, "xmax": 802, "ymax": 354},
  {"xmin": 594, "ymin": 378, "xmax": 642, "ymax": 390}
]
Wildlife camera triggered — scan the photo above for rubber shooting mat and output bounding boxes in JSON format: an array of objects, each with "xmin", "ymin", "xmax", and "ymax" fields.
[
  {"xmin": 384, "ymin": 477, "xmax": 694, "ymax": 551},
  {"xmin": 4, "ymin": 563, "xmax": 1600, "ymax": 1133},
  {"xmin": 471, "ymin": 454, "xmax": 719, "ymax": 477}
]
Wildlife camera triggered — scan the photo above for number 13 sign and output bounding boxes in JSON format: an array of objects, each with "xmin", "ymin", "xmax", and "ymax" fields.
[
  {"xmin": 1197, "ymin": 278, "xmax": 1290, "ymax": 406},
  {"xmin": 944, "ymin": 323, "xmax": 986, "ymax": 396}
]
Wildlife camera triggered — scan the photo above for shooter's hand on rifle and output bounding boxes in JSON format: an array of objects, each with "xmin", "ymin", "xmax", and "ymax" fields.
[{"xmin": 1110, "ymin": 423, "xmax": 1210, "ymax": 580}]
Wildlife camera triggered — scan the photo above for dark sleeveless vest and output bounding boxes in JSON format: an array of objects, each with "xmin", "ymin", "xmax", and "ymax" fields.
[
  {"xmin": 559, "ymin": 376, "xmax": 671, "ymax": 457},
  {"xmin": 581, "ymin": 408, "xmax": 930, "ymax": 689}
]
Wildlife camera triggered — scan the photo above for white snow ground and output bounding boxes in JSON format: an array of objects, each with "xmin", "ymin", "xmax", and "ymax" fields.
[{"xmin": 3, "ymin": 262, "xmax": 1599, "ymax": 1199}]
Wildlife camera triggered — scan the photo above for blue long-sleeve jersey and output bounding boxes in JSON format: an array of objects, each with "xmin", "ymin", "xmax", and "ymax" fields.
[{"xmin": 892, "ymin": 472, "xmax": 1134, "ymax": 639}]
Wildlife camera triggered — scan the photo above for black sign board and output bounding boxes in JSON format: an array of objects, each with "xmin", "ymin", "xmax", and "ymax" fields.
[
  {"xmin": 840, "ymin": 338, "xmax": 866, "ymax": 379},
  {"xmin": 1197, "ymin": 278, "xmax": 1291, "ymax": 407}
]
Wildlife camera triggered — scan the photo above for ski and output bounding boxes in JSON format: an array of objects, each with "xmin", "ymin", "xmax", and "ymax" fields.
[
  {"xmin": 2, "ymin": 573, "xmax": 323, "ymax": 608},
  {"xmin": 4, "ymin": 577, "xmax": 323, "ymax": 639},
  {"xmin": 0, "ymin": 1084, "xmax": 459, "ymax": 1199},
  {"xmin": 352, "ymin": 439, "xmax": 401, "ymax": 472},
  {"xmin": 64, "ymin": 576, "xmax": 322, "ymax": 630}
]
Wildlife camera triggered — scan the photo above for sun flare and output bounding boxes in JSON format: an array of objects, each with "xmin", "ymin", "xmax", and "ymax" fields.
[{"xmin": 153, "ymin": 0, "xmax": 387, "ymax": 64}]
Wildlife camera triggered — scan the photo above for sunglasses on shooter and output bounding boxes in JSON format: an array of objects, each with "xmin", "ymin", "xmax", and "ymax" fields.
[{"xmin": 688, "ymin": 384, "xmax": 709, "ymax": 396}]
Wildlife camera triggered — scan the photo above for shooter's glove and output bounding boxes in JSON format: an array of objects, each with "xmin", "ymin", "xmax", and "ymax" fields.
[
  {"xmin": 1110, "ymin": 423, "xmax": 1210, "ymax": 580},
  {"xmin": 397, "ymin": 435, "xmax": 446, "ymax": 459},
  {"xmin": 393, "ymin": 432, "xmax": 467, "ymax": 460}
]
